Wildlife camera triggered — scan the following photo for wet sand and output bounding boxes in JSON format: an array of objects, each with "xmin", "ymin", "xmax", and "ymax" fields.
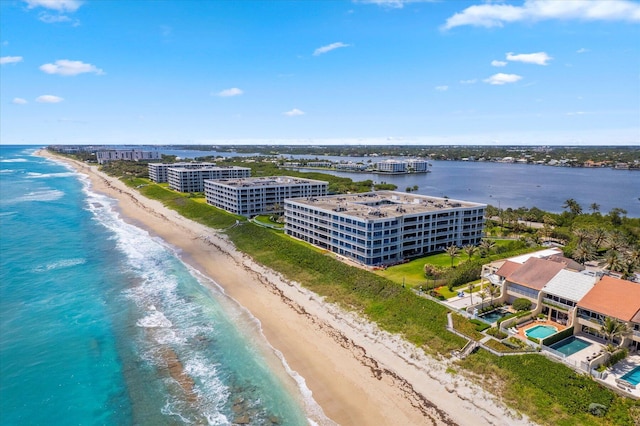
[{"xmin": 38, "ymin": 150, "xmax": 534, "ymax": 426}]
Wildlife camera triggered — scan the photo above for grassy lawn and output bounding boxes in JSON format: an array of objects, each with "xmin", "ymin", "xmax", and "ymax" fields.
[
  {"xmin": 254, "ymin": 215, "xmax": 285, "ymax": 229},
  {"xmin": 375, "ymin": 239, "xmax": 539, "ymax": 291},
  {"xmin": 437, "ymin": 280, "xmax": 482, "ymax": 299}
]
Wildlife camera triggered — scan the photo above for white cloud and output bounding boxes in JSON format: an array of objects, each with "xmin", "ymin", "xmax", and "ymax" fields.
[
  {"xmin": 484, "ymin": 73, "xmax": 523, "ymax": 85},
  {"xmin": 12, "ymin": 98, "xmax": 28, "ymax": 104},
  {"xmin": 443, "ymin": 0, "xmax": 640, "ymax": 30},
  {"xmin": 460, "ymin": 79, "xmax": 478, "ymax": 84},
  {"xmin": 491, "ymin": 60, "xmax": 507, "ymax": 67},
  {"xmin": 435, "ymin": 85, "xmax": 449, "ymax": 92},
  {"xmin": 313, "ymin": 42, "xmax": 350, "ymax": 56},
  {"xmin": 38, "ymin": 13, "xmax": 72, "ymax": 23},
  {"xmin": 506, "ymin": 52, "xmax": 552, "ymax": 65},
  {"xmin": 1, "ymin": 56, "xmax": 23, "ymax": 65},
  {"xmin": 39, "ymin": 59, "xmax": 104, "ymax": 76},
  {"xmin": 567, "ymin": 111, "xmax": 588, "ymax": 116},
  {"xmin": 576, "ymin": 47, "xmax": 589, "ymax": 54},
  {"xmin": 283, "ymin": 108, "xmax": 305, "ymax": 117},
  {"xmin": 216, "ymin": 88, "xmax": 243, "ymax": 97},
  {"xmin": 36, "ymin": 95, "xmax": 64, "ymax": 103},
  {"xmin": 23, "ymin": 0, "xmax": 82, "ymax": 12}
]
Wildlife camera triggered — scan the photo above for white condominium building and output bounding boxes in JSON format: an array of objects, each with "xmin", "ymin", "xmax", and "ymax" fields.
[
  {"xmin": 376, "ymin": 160, "xmax": 407, "ymax": 173},
  {"xmin": 96, "ymin": 149, "xmax": 161, "ymax": 164},
  {"xmin": 285, "ymin": 191, "xmax": 485, "ymax": 266},
  {"xmin": 406, "ymin": 159, "xmax": 430, "ymax": 172},
  {"xmin": 168, "ymin": 166, "xmax": 251, "ymax": 192},
  {"xmin": 204, "ymin": 176, "xmax": 328, "ymax": 217},
  {"xmin": 148, "ymin": 162, "xmax": 217, "ymax": 183}
]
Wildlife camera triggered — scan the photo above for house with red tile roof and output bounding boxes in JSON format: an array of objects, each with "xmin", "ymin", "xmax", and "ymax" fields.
[
  {"xmin": 576, "ymin": 276, "xmax": 640, "ymax": 350},
  {"xmin": 503, "ymin": 257, "xmax": 566, "ymax": 307}
]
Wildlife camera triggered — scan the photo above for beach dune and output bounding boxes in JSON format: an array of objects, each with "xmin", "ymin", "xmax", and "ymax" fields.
[{"xmin": 39, "ymin": 150, "xmax": 534, "ymax": 426}]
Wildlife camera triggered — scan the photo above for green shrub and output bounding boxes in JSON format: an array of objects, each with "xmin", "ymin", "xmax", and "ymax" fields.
[
  {"xmin": 513, "ymin": 298, "xmax": 532, "ymax": 311},
  {"xmin": 470, "ymin": 319, "xmax": 490, "ymax": 332},
  {"xmin": 606, "ymin": 348, "xmax": 628, "ymax": 367},
  {"xmin": 444, "ymin": 260, "xmax": 483, "ymax": 287},
  {"xmin": 486, "ymin": 327, "xmax": 508, "ymax": 339},
  {"xmin": 451, "ymin": 314, "xmax": 484, "ymax": 341}
]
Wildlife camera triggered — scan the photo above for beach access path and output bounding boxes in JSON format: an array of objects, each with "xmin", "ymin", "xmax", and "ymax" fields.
[{"xmin": 38, "ymin": 150, "xmax": 535, "ymax": 426}]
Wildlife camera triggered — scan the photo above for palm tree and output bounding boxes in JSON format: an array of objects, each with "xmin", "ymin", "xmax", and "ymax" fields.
[
  {"xmin": 478, "ymin": 288, "xmax": 489, "ymax": 309},
  {"xmin": 606, "ymin": 230, "xmax": 628, "ymax": 252},
  {"xmin": 462, "ymin": 244, "xmax": 477, "ymax": 262},
  {"xmin": 608, "ymin": 208, "xmax": 628, "ymax": 226},
  {"xmin": 604, "ymin": 250, "xmax": 623, "ymax": 273},
  {"xmin": 573, "ymin": 228, "xmax": 591, "ymax": 246},
  {"xmin": 563, "ymin": 198, "xmax": 582, "ymax": 215},
  {"xmin": 590, "ymin": 202, "xmax": 600, "ymax": 214},
  {"xmin": 619, "ymin": 260, "xmax": 636, "ymax": 281},
  {"xmin": 542, "ymin": 215, "xmax": 556, "ymax": 240},
  {"xmin": 445, "ymin": 245, "xmax": 459, "ymax": 268},
  {"xmin": 601, "ymin": 317, "xmax": 630, "ymax": 347},
  {"xmin": 589, "ymin": 227, "xmax": 608, "ymax": 251},
  {"xmin": 572, "ymin": 243, "xmax": 596, "ymax": 265},
  {"xmin": 480, "ymin": 239, "xmax": 495, "ymax": 257},
  {"xmin": 626, "ymin": 248, "xmax": 640, "ymax": 270}
]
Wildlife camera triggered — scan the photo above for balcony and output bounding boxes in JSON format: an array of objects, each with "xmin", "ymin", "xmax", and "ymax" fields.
[{"xmin": 542, "ymin": 298, "xmax": 574, "ymax": 311}]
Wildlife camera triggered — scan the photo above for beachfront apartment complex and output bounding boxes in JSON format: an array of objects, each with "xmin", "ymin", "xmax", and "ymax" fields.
[
  {"xmin": 148, "ymin": 162, "xmax": 218, "ymax": 183},
  {"xmin": 204, "ymin": 176, "xmax": 328, "ymax": 217},
  {"xmin": 97, "ymin": 149, "xmax": 161, "ymax": 164},
  {"xmin": 285, "ymin": 191, "xmax": 486, "ymax": 266},
  {"xmin": 167, "ymin": 166, "xmax": 251, "ymax": 193}
]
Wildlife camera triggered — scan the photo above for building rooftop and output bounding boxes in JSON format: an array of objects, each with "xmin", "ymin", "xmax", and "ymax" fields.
[
  {"xmin": 206, "ymin": 175, "xmax": 328, "ymax": 188},
  {"xmin": 507, "ymin": 248, "xmax": 563, "ymax": 264},
  {"xmin": 495, "ymin": 260, "xmax": 522, "ymax": 278},
  {"xmin": 542, "ymin": 270, "xmax": 598, "ymax": 302},
  {"xmin": 578, "ymin": 276, "xmax": 640, "ymax": 322},
  {"xmin": 506, "ymin": 257, "xmax": 566, "ymax": 291},
  {"xmin": 169, "ymin": 165, "xmax": 249, "ymax": 172},
  {"xmin": 286, "ymin": 191, "xmax": 485, "ymax": 220}
]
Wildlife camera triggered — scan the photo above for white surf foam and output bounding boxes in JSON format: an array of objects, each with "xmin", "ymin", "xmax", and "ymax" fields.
[
  {"xmin": 0, "ymin": 158, "xmax": 28, "ymax": 163},
  {"xmin": 26, "ymin": 171, "xmax": 77, "ymax": 179},
  {"xmin": 137, "ymin": 309, "xmax": 173, "ymax": 328},
  {"xmin": 33, "ymin": 257, "xmax": 86, "ymax": 273},
  {"xmin": 12, "ymin": 189, "xmax": 65, "ymax": 203}
]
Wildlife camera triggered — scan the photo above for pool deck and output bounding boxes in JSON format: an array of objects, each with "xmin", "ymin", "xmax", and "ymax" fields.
[
  {"xmin": 600, "ymin": 354, "xmax": 640, "ymax": 399},
  {"xmin": 516, "ymin": 319, "xmax": 568, "ymax": 340}
]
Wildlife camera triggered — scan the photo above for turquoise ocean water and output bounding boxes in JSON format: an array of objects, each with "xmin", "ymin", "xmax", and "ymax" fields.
[{"xmin": 0, "ymin": 146, "xmax": 325, "ymax": 425}]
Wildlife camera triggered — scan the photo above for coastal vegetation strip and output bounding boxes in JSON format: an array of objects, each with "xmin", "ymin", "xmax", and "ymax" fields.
[{"xmin": 70, "ymin": 154, "xmax": 640, "ymax": 425}]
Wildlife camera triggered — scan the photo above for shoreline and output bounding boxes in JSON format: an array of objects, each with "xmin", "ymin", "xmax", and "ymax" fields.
[{"xmin": 37, "ymin": 150, "xmax": 534, "ymax": 426}]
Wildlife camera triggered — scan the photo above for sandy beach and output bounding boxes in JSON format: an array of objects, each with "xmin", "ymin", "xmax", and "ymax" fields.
[{"xmin": 38, "ymin": 150, "xmax": 535, "ymax": 426}]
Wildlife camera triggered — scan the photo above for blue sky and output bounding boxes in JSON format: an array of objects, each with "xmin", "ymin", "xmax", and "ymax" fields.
[{"xmin": 1, "ymin": 0, "xmax": 639, "ymax": 145}]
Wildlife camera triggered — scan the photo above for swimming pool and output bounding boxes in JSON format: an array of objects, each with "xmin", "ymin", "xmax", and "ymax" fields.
[
  {"xmin": 525, "ymin": 325, "xmax": 558, "ymax": 340},
  {"xmin": 549, "ymin": 336, "xmax": 592, "ymax": 356},
  {"xmin": 621, "ymin": 366, "xmax": 640, "ymax": 386},
  {"xmin": 479, "ymin": 308, "xmax": 509, "ymax": 324}
]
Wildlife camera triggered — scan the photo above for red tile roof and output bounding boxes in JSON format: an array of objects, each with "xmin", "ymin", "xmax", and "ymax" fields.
[
  {"xmin": 506, "ymin": 257, "xmax": 565, "ymax": 291},
  {"xmin": 495, "ymin": 260, "xmax": 521, "ymax": 278},
  {"xmin": 578, "ymin": 276, "xmax": 640, "ymax": 322}
]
